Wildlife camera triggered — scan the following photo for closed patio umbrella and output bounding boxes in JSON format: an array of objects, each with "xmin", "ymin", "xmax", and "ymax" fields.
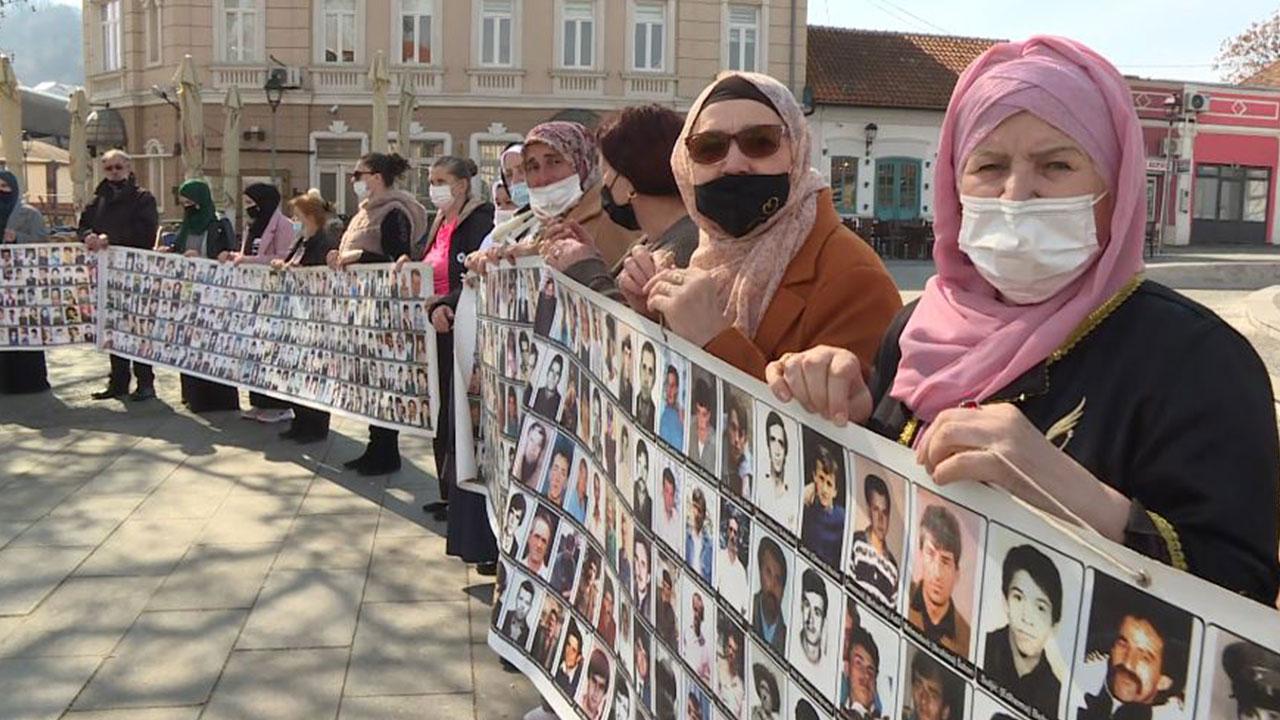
[
  {"xmin": 0, "ymin": 55, "xmax": 24, "ymax": 184},
  {"xmin": 174, "ymin": 55, "xmax": 204, "ymax": 179},
  {"xmin": 221, "ymin": 86, "xmax": 242, "ymax": 212},
  {"xmin": 369, "ymin": 50, "xmax": 390, "ymax": 154},
  {"xmin": 68, "ymin": 88, "xmax": 90, "ymax": 211}
]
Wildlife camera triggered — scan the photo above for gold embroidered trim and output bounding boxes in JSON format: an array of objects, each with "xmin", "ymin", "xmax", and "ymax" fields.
[
  {"xmin": 1147, "ymin": 510, "xmax": 1188, "ymax": 571},
  {"xmin": 1048, "ymin": 274, "xmax": 1144, "ymax": 365},
  {"xmin": 899, "ymin": 417, "xmax": 920, "ymax": 447}
]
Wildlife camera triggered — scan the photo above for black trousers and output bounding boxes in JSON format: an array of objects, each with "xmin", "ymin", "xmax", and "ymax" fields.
[
  {"xmin": 367, "ymin": 424, "xmax": 400, "ymax": 463},
  {"xmin": 249, "ymin": 391, "xmax": 290, "ymax": 410},
  {"xmin": 108, "ymin": 353, "xmax": 153, "ymax": 391},
  {"xmin": 289, "ymin": 403, "xmax": 331, "ymax": 437},
  {"xmin": 0, "ymin": 351, "xmax": 49, "ymax": 394}
]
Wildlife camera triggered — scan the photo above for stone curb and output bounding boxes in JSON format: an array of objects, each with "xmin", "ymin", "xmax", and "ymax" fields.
[
  {"xmin": 1144, "ymin": 261, "xmax": 1280, "ymax": 291},
  {"xmin": 1245, "ymin": 286, "xmax": 1280, "ymax": 341}
]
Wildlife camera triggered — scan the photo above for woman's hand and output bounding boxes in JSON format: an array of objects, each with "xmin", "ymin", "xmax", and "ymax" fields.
[
  {"xmin": 618, "ymin": 246, "xmax": 672, "ymax": 318},
  {"xmin": 645, "ymin": 267, "xmax": 729, "ymax": 347},
  {"xmin": 540, "ymin": 221, "xmax": 600, "ymax": 271},
  {"xmin": 184, "ymin": 250, "xmax": 200, "ymax": 258},
  {"xmin": 85, "ymin": 234, "xmax": 108, "ymax": 251},
  {"xmin": 269, "ymin": 258, "xmax": 287, "ymax": 271},
  {"xmin": 431, "ymin": 305, "xmax": 455, "ymax": 333},
  {"xmin": 3, "ymin": 229, "xmax": 15, "ymax": 244},
  {"xmin": 917, "ymin": 403, "xmax": 1131, "ymax": 541},
  {"xmin": 394, "ymin": 254, "xmax": 410, "ymax": 274},
  {"xmin": 220, "ymin": 251, "xmax": 236, "ymax": 264},
  {"xmin": 765, "ymin": 346, "xmax": 871, "ymax": 426},
  {"xmin": 154, "ymin": 244, "xmax": 172, "ymax": 253},
  {"xmin": 326, "ymin": 249, "xmax": 340, "ymax": 270}
]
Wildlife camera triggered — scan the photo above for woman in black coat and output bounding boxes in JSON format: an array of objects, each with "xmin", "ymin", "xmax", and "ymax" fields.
[{"xmin": 416, "ymin": 156, "xmax": 498, "ymax": 570}]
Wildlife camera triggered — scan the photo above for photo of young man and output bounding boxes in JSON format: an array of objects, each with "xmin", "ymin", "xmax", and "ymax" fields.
[
  {"xmin": 522, "ymin": 505, "xmax": 560, "ymax": 581},
  {"xmin": 635, "ymin": 339, "xmax": 658, "ymax": 432},
  {"xmin": 788, "ymin": 563, "xmax": 841, "ymax": 703},
  {"xmin": 799, "ymin": 428, "xmax": 848, "ymax": 570},
  {"xmin": 717, "ymin": 499, "xmax": 753, "ymax": 620},
  {"xmin": 654, "ymin": 455, "xmax": 684, "ymax": 553},
  {"xmin": 634, "ymin": 532, "xmax": 653, "ymax": 618},
  {"xmin": 755, "ymin": 406, "xmax": 801, "ymax": 535},
  {"xmin": 531, "ymin": 598, "xmax": 567, "ymax": 671},
  {"xmin": 751, "ymin": 532, "xmax": 792, "ymax": 657},
  {"xmin": 839, "ymin": 596, "xmax": 901, "ymax": 720},
  {"xmin": 979, "ymin": 527, "xmax": 1084, "ymax": 720},
  {"xmin": 901, "ymin": 643, "xmax": 968, "ymax": 720},
  {"xmin": 501, "ymin": 492, "xmax": 530, "ymax": 557},
  {"xmin": 634, "ymin": 437, "xmax": 653, "ymax": 529},
  {"xmin": 749, "ymin": 648, "xmax": 788, "ymax": 720},
  {"xmin": 847, "ymin": 459, "xmax": 907, "ymax": 609},
  {"xmin": 1198, "ymin": 630, "xmax": 1280, "ymax": 720},
  {"xmin": 686, "ymin": 366, "xmax": 718, "ymax": 477},
  {"xmin": 531, "ymin": 352, "xmax": 566, "ymax": 418},
  {"xmin": 657, "ymin": 351, "xmax": 687, "ymax": 452},
  {"xmin": 578, "ymin": 648, "xmax": 613, "ymax": 720},
  {"xmin": 684, "ymin": 480, "xmax": 716, "ymax": 583},
  {"xmin": 514, "ymin": 418, "xmax": 551, "ymax": 489},
  {"xmin": 1071, "ymin": 573, "xmax": 1195, "ymax": 720},
  {"xmin": 555, "ymin": 619, "xmax": 588, "ymax": 696},
  {"xmin": 717, "ymin": 612, "xmax": 748, "ymax": 720},
  {"xmin": 500, "ymin": 577, "xmax": 538, "ymax": 647},
  {"xmin": 907, "ymin": 490, "xmax": 985, "ymax": 661},
  {"xmin": 681, "ymin": 578, "xmax": 715, "ymax": 684},
  {"xmin": 655, "ymin": 552, "xmax": 681, "ymax": 651},
  {"xmin": 720, "ymin": 384, "xmax": 754, "ymax": 499}
]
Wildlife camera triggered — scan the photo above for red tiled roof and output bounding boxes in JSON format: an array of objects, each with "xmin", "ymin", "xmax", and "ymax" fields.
[
  {"xmin": 807, "ymin": 26, "xmax": 1001, "ymax": 110},
  {"xmin": 1244, "ymin": 58, "xmax": 1280, "ymax": 88}
]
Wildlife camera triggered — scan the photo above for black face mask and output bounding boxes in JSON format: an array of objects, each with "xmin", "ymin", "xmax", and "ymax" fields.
[
  {"xmin": 601, "ymin": 183, "xmax": 640, "ymax": 232},
  {"xmin": 693, "ymin": 173, "xmax": 789, "ymax": 238},
  {"xmin": 245, "ymin": 205, "xmax": 262, "ymax": 220}
]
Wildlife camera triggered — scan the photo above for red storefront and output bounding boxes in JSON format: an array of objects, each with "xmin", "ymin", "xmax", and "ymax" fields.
[{"xmin": 1131, "ymin": 80, "xmax": 1280, "ymax": 246}]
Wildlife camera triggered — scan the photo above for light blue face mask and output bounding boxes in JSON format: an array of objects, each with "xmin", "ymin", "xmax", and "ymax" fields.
[
  {"xmin": 509, "ymin": 182, "xmax": 530, "ymax": 208},
  {"xmin": 291, "ymin": 220, "xmax": 304, "ymax": 236}
]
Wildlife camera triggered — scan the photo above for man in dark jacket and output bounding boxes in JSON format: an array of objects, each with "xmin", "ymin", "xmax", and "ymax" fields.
[{"xmin": 78, "ymin": 150, "xmax": 160, "ymax": 401}]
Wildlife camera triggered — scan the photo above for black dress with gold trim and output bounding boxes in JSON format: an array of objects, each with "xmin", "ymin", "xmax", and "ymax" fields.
[{"xmin": 867, "ymin": 277, "xmax": 1280, "ymax": 604}]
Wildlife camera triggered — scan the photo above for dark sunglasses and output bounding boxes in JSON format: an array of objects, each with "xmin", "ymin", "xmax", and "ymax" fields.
[
  {"xmin": 103, "ymin": 164, "xmax": 125, "ymax": 172},
  {"xmin": 684, "ymin": 124, "xmax": 786, "ymax": 164},
  {"xmin": 350, "ymin": 170, "xmax": 371, "ymax": 180}
]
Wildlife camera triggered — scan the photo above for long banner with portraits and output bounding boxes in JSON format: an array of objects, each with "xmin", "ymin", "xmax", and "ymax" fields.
[
  {"xmin": 468, "ymin": 258, "xmax": 1280, "ymax": 720},
  {"xmin": 1, "ymin": 243, "xmax": 100, "ymax": 350},
  {"xmin": 96, "ymin": 247, "xmax": 439, "ymax": 435}
]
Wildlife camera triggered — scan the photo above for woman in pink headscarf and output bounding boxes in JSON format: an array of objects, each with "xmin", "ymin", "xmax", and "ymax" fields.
[{"xmin": 767, "ymin": 37, "xmax": 1279, "ymax": 603}]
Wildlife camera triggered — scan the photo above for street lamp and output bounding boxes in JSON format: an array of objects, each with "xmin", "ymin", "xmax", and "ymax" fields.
[
  {"xmin": 264, "ymin": 58, "xmax": 300, "ymax": 190},
  {"xmin": 1159, "ymin": 93, "xmax": 1183, "ymax": 254},
  {"xmin": 864, "ymin": 122, "xmax": 878, "ymax": 156}
]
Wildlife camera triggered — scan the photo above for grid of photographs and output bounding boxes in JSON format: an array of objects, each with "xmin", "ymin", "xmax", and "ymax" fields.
[
  {"xmin": 99, "ymin": 247, "xmax": 438, "ymax": 433},
  {"xmin": 0, "ymin": 243, "xmax": 98, "ymax": 350},
  {"xmin": 474, "ymin": 261, "xmax": 1277, "ymax": 720}
]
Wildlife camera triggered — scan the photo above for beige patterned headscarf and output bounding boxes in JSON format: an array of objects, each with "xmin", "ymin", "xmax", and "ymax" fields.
[{"xmin": 672, "ymin": 71, "xmax": 828, "ymax": 338}]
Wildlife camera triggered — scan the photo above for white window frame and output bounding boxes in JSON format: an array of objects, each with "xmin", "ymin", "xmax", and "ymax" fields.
[
  {"xmin": 470, "ymin": 125, "xmax": 524, "ymax": 193},
  {"xmin": 142, "ymin": 0, "xmax": 163, "ymax": 67},
  {"xmin": 393, "ymin": 0, "xmax": 441, "ymax": 66},
  {"xmin": 143, "ymin": 139, "xmax": 168, "ymax": 212},
  {"xmin": 392, "ymin": 129, "xmax": 452, "ymax": 199},
  {"xmin": 476, "ymin": 0, "xmax": 517, "ymax": 68},
  {"xmin": 628, "ymin": 0, "xmax": 670, "ymax": 73},
  {"xmin": 314, "ymin": 0, "xmax": 366, "ymax": 65},
  {"xmin": 214, "ymin": 0, "xmax": 265, "ymax": 64},
  {"xmin": 310, "ymin": 125, "xmax": 369, "ymax": 217},
  {"xmin": 723, "ymin": 2, "xmax": 767, "ymax": 74},
  {"xmin": 98, "ymin": 0, "xmax": 123, "ymax": 73},
  {"xmin": 557, "ymin": 0, "xmax": 599, "ymax": 71}
]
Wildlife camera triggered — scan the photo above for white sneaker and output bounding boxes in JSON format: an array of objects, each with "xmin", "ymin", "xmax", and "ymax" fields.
[
  {"xmin": 257, "ymin": 409, "xmax": 295, "ymax": 424},
  {"xmin": 240, "ymin": 407, "xmax": 264, "ymax": 421}
]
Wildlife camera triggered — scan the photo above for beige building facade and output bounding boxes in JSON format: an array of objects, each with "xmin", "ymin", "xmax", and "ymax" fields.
[{"xmin": 82, "ymin": 0, "xmax": 806, "ymax": 219}]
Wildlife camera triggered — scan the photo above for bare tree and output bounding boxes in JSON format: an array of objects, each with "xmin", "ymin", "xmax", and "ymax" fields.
[{"xmin": 1214, "ymin": 9, "xmax": 1280, "ymax": 83}]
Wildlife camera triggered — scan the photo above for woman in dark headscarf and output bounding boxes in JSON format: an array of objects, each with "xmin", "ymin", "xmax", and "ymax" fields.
[
  {"xmin": 0, "ymin": 169, "xmax": 51, "ymax": 394},
  {"xmin": 234, "ymin": 182, "xmax": 295, "ymax": 422},
  {"xmin": 160, "ymin": 179, "xmax": 240, "ymax": 413}
]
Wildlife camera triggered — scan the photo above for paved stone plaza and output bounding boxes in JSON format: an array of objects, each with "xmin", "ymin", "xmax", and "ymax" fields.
[{"xmin": 0, "ymin": 348, "xmax": 542, "ymax": 720}]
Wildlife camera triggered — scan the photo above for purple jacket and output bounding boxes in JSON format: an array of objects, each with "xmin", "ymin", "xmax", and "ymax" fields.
[{"xmin": 239, "ymin": 210, "xmax": 294, "ymax": 263}]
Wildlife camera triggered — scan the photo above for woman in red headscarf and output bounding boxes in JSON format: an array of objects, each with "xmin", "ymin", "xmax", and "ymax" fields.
[{"xmin": 767, "ymin": 37, "xmax": 1279, "ymax": 604}]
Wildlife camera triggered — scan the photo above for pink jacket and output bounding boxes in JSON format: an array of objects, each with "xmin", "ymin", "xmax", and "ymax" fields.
[{"xmin": 240, "ymin": 210, "xmax": 295, "ymax": 263}]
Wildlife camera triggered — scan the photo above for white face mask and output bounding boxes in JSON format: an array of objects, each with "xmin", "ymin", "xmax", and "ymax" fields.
[
  {"xmin": 528, "ymin": 174, "xmax": 584, "ymax": 219},
  {"xmin": 429, "ymin": 184, "xmax": 455, "ymax": 209},
  {"xmin": 957, "ymin": 192, "xmax": 1107, "ymax": 305},
  {"xmin": 352, "ymin": 180, "xmax": 370, "ymax": 199}
]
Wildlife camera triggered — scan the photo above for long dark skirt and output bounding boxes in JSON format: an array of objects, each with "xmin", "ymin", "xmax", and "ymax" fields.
[
  {"xmin": 437, "ymin": 332, "xmax": 498, "ymax": 564},
  {"xmin": 249, "ymin": 391, "xmax": 290, "ymax": 410},
  {"xmin": 431, "ymin": 332, "xmax": 455, "ymax": 504},
  {"xmin": 0, "ymin": 351, "xmax": 50, "ymax": 394},
  {"xmin": 180, "ymin": 374, "xmax": 240, "ymax": 413}
]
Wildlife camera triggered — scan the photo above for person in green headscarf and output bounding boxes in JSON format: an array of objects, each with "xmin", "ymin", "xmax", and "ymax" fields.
[
  {"xmin": 158, "ymin": 179, "xmax": 240, "ymax": 412},
  {"xmin": 158, "ymin": 179, "xmax": 234, "ymax": 261},
  {"xmin": 0, "ymin": 169, "xmax": 51, "ymax": 394}
]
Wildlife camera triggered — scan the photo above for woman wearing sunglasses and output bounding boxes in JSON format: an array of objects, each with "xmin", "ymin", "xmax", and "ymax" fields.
[
  {"xmin": 641, "ymin": 72, "xmax": 901, "ymax": 384},
  {"xmin": 765, "ymin": 37, "xmax": 1280, "ymax": 604},
  {"xmin": 329, "ymin": 152, "xmax": 429, "ymax": 476}
]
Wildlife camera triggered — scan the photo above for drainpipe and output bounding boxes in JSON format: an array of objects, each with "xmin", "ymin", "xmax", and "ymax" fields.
[{"xmin": 788, "ymin": 0, "xmax": 797, "ymax": 92}]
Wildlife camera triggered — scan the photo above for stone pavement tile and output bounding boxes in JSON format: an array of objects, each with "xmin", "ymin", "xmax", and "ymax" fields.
[
  {"xmin": 338, "ymin": 694, "xmax": 474, "ymax": 719},
  {"xmin": 64, "ymin": 709, "xmax": 202, "ymax": 720},
  {"xmin": 202, "ymin": 648, "xmax": 348, "ymax": 720},
  {"xmin": 0, "ymin": 520, "xmax": 33, "ymax": 548},
  {"xmin": 0, "ymin": 576, "xmax": 164, "ymax": 658},
  {"xmin": 197, "ymin": 492, "xmax": 306, "ymax": 545},
  {"xmin": 0, "ymin": 479, "xmax": 87, "ymax": 522},
  {"xmin": 48, "ymin": 493, "xmax": 148, "ymax": 520},
  {"xmin": 0, "ymin": 655, "xmax": 102, "ymax": 720},
  {"xmin": 344, "ymin": 600, "xmax": 472, "ymax": 697},
  {"xmin": 236, "ymin": 568, "xmax": 365, "ymax": 649},
  {"xmin": 9, "ymin": 516, "xmax": 125, "ymax": 548},
  {"xmin": 274, "ymin": 511, "xmax": 378, "ymax": 571},
  {"xmin": 467, "ymin": 581, "xmax": 497, "ymax": 646},
  {"xmin": 363, "ymin": 536, "xmax": 468, "ymax": 603},
  {"xmin": 472, "ymin": 651, "xmax": 548, "ymax": 720},
  {"xmin": 0, "ymin": 616, "xmax": 22, "ymax": 644},
  {"xmin": 75, "ymin": 518, "xmax": 206, "ymax": 577},
  {"xmin": 131, "ymin": 481, "xmax": 233, "ymax": 520},
  {"xmin": 71, "ymin": 609, "xmax": 248, "ymax": 710},
  {"xmin": 226, "ymin": 467, "xmax": 317, "ymax": 497},
  {"xmin": 0, "ymin": 545, "xmax": 94, "ymax": 615},
  {"xmin": 374, "ymin": 508, "xmax": 435, "ymax": 539},
  {"xmin": 148, "ymin": 543, "xmax": 280, "ymax": 611},
  {"xmin": 73, "ymin": 442, "xmax": 186, "ymax": 495},
  {"xmin": 297, "ymin": 479, "xmax": 383, "ymax": 516}
]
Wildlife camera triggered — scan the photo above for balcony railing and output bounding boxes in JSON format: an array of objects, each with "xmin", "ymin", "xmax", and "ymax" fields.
[
  {"xmin": 624, "ymin": 73, "xmax": 677, "ymax": 100},
  {"xmin": 467, "ymin": 68, "xmax": 524, "ymax": 95},
  {"xmin": 87, "ymin": 71, "xmax": 125, "ymax": 100},
  {"xmin": 392, "ymin": 67, "xmax": 443, "ymax": 95},
  {"xmin": 210, "ymin": 65, "xmax": 268, "ymax": 90},
  {"xmin": 309, "ymin": 66, "xmax": 367, "ymax": 93},
  {"xmin": 551, "ymin": 70, "xmax": 607, "ymax": 96}
]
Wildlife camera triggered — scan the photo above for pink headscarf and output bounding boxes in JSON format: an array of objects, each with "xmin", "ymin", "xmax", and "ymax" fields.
[{"xmin": 890, "ymin": 36, "xmax": 1146, "ymax": 423}]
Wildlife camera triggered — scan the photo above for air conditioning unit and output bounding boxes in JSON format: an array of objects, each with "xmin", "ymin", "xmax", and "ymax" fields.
[
  {"xmin": 1186, "ymin": 92, "xmax": 1211, "ymax": 113},
  {"xmin": 268, "ymin": 66, "xmax": 303, "ymax": 88},
  {"xmin": 1160, "ymin": 137, "xmax": 1179, "ymax": 156}
]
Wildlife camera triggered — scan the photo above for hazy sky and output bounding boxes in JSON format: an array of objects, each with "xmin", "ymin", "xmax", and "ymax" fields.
[{"xmin": 47, "ymin": 0, "xmax": 1273, "ymax": 83}]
